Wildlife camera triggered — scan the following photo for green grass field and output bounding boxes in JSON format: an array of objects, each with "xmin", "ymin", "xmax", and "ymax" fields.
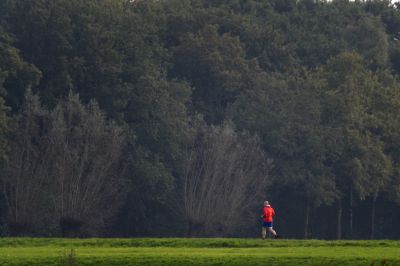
[{"xmin": 1, "ymin": 238, "xmax": 400, "ymax": 265}]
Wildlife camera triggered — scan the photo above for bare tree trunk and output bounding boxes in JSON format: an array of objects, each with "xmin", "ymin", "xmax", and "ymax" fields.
[
  {"xmin": 49, "ymin": 94, "xmax": 126, "ymax": 235},
  {"xmin": 3, "ymin": 91, "xmax": 126, "ymax": 236},
  {"xmin": 370, "ymin": 193, "xmax": 377, "ymax": 240},
  {"xmin": 349, "ymin": 190, "xmax": 353, "ymax": 239},
  {"xmin": 304, "ymin": 198, "xmax": 309, "ymax": 239},
  {"xmin": 337, "ymin": 198, "xmax": 342, "ymax": 240},
  {"xmin": 3, "ymin": 91, "xmax": 53, "ymax": 234},
  {"xmin": 183, "ymin": 122, "xmax": 270, "ymax": 236}
]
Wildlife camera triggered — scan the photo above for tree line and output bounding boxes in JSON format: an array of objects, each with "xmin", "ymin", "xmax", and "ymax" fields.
[{"xmin": 1, "ymin": 0, "xmax": 400, "ymax": 239}]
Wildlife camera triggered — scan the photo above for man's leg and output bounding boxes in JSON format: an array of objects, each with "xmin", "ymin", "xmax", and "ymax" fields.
[
  {"xmin": 262, "ymin": 227, "xmax": 267, "ymax": 240},
  {"xmin": 267, "ymin": 227, "xmax": 277, "ymax": 237}
]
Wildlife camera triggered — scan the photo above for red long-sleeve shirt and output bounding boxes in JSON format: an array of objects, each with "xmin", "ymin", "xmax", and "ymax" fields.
[{"xmin": 263, "ymin": 205, "xmax": 275, "ymax": 222}]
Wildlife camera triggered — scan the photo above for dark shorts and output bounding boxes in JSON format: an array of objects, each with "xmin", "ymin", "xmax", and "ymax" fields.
[{"xmin": 262, "ymin": 221, "xmax": 273, "ymax": 228}]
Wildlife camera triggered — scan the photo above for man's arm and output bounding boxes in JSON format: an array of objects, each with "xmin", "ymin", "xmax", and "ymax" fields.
[{"xmin": 261, "ymin": 208, "xmax": 266, "ymax": 218}]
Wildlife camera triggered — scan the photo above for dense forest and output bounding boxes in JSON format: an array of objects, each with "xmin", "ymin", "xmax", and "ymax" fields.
[{"xmin": 1, "ymin": 0, "xmax": 400, "ymax": 239}]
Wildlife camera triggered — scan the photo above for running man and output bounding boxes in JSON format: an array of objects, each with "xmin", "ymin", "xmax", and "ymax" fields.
[{"xmin": 261, "ymin": 201, "xmax": 278, "ymax": 239}]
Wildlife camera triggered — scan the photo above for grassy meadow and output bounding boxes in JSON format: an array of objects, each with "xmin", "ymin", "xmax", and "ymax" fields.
[{"xmin": 0, "ymin": 238, "xmax": 400, "ymax": 265}]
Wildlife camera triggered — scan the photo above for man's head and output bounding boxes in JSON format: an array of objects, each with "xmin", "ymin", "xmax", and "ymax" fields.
[{"xmin": 264, "ymin": 201, "xmax": 270, "ymax": 206}]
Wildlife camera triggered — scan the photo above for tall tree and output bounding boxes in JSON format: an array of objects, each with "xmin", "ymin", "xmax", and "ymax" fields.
[
  {"xmin": 47, "ymin": 92, "xmax": 126, "ymax": 236},
  {"xmin": 229, "ymin": 71, "xmax": 337, "ymax": 239},
  {"xmin": 321, "ymin": 52, "xmax": 393, "ymax": 239},
  {"xmin": 182, "ymin": 121, "xmax": 270, "ymax": 236},
  {"xmin": 1, "ymin": 90, "xmax": 49, "ymax": 235},
  {"xmin": 0, "ymin": 97, "xmax": 7, "ymax": 163},
  {"xmin": 2, "ymin": 90, "xmax": 126, "ymax": 236}
]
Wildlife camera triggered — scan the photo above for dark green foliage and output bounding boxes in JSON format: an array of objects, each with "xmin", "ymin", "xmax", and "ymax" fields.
[
  {"xmin": 171, "ymin": 24, "xmax": 260, "ymax": 123},
  {"xmin": 0, "ymin": 26, "xmax": 41, "ymax": 109}
]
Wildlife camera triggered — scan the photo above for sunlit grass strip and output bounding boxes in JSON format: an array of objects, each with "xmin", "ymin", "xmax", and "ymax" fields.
[{"xmin": 1, "ymin": 239, "xmax": 400, "ymax": 265}]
